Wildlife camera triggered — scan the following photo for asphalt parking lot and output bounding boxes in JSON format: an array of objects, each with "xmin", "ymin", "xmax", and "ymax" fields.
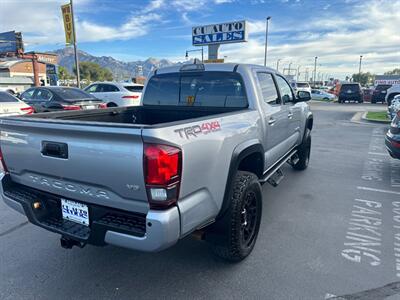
[{"xmin": 1, "ymin": 101, "xmax": 399, "ymax": 300}]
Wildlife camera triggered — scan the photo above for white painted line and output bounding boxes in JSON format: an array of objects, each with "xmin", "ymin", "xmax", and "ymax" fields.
[
  {"xmin": 357, "ymin": 186, "xmax": 400, "ymax": 195},
  {"xmin": 368, "ymin": 152, "xmax": 387, "ymax": 156}
]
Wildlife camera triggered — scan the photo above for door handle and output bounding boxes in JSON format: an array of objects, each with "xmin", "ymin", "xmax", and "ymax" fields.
[
  {"xmin": 268, "ymin": 118, "xmax": 276, "ymax": 125},
  {"xmin": 288, "ymin": 113, "xmax": 293, "ymax": 119}
]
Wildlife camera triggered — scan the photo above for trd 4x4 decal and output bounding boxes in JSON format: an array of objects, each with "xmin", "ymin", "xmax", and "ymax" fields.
[{"xmin": 174, "ymin": 121, "xmax": 221, "ymax": 139}]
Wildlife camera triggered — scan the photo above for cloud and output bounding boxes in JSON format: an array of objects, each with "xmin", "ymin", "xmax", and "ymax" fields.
[
  {"xmin": 219, "ymin": 0, "xmax": 400, "ymax": 78},
  {"xmin": 0, "ymin": 0, "xmax": 163, "ymax": 46}
]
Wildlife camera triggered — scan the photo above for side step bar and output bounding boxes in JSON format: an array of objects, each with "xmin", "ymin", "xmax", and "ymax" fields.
[{"xmin": 259, "ymin": 149, "xmax": 297, "ymax": 185}]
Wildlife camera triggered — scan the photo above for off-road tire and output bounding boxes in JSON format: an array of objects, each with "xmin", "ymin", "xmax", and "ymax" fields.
[
  {"xmin": 293, "ymin": 128, "xmax": 311, "ymax": 171},
  {"xmin": 211, "ymin": 171, "xmax": 262, "ymax": 262}
]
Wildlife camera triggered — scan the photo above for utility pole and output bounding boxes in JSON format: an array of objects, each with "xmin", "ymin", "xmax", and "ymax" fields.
[
  {"xmin": 70, "ymin": 0, "xmax": 80, "ymax": 88},
  {"xmin": 358, "ymin": 55, "xmax": 363, "ymax": 81},
  {"xmin": 276, "ymin": 59, "xmax": 281, "ymax": 72},
  {"xmin": 297, "ymin": 65, "xmax": 301, "ymax": 81},
  {"xmin": 313, "ymin": 56, "xmax": 318, "ymax": 87},
  {"xmin": 264, "ymin": 16, "xmax": 271, "ymax": 67},
  {"xmin": 288, "ymin": 62, "xmax": 292, "ymax": 76}
]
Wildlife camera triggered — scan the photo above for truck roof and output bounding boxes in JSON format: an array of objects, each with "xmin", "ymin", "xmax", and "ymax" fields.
[{"xmin": 155, "ymin": 63, "xmax": 278, "ymax": 75}]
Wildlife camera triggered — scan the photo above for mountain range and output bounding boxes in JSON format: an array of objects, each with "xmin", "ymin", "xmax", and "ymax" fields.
[{"xmin": 51, "ymin": 47, "xmax": 178, "ymax": 79}]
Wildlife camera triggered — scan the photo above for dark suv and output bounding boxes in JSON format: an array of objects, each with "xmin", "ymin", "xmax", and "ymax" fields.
[
  {"xmin": 372, "ymin": 84, "xmax": 391, "ymax": 103},
  {"xmin": 338, "ymin": 83, "xmax": 363, "ymax": 103}
]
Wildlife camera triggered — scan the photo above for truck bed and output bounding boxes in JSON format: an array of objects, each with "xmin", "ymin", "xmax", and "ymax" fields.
[{"xmin": 19, "ymin": 105, "xmax": 246, "ymax": 127}]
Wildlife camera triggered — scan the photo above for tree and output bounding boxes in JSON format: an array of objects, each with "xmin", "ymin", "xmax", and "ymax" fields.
[
  {"xmin": 384, "ymin": 68, "xmax": 400, "ymax": 75},
  {"xmin": 73, "ymin": 62, "xmax": 113, "ymax": 81},
  {"xmin": 351, "ymin": 72, "xmax": 375, "ymax": 86},
  {"xmin": 58, "ymin": 66, "xmax": 71, "ymax": 80}
]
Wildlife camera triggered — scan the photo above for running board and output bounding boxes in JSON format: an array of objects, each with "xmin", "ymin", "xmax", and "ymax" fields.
[{"xmin": 259, "ymin": 149, "xmax": 297, "ymax": 185}]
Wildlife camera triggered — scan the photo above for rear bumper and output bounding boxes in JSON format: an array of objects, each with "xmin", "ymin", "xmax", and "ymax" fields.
[
  {"xmin": 339, "ymin": 94, "xmax": 362, "ymax": 101},
  {"xmin": 1, "ymin": 175, "xmax": 180, "ymax": 252},
  {"xmin": 385, "ymin": 135, "xmax": 400, "ymax": 159}
]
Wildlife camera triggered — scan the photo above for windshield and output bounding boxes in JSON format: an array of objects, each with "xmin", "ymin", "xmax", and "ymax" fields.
[
  {"xmin": 375, "ymin": 84, "xmax": 391, "ymax": 91},
  {"xmin": 0, "ymin": 91, "xmax": 19, "ymax": 102},
  {"xmin": 297, "ymin": 83, "xmax": 310, "ymax": 88},
  {"xmin": 143, "ymin": 71, "xmax": 248, "ymax": 108},
  {"xmin": 341, "ymin": 84, "xmax": 360, "ymax": 92},
  {"xmin": 124, "ymin": 85, "xmax": 143, "ymax": 92},
  {"xmin": 54, "ymin": 88, "xmax": 96, "ymax": 101}
]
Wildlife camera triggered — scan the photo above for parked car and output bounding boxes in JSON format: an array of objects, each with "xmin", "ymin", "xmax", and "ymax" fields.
[
  {"xmin": 362, "ymin": 88, "xmax": 374, "ymax": 102},
  {"xmin": 385, "ymin": 110, "xmax": 400, "ymax": 159},
  {"xmin": 84, "ymin": 82, "xmax": 144, "ymax": 107},
  {"xmin": 388, "ymin": 95, "xmax": 400, "ymax": 120},
  {"xmin": 338, "ymin": 83, "xmax": 363, "ymax": 103},
  {"xmin": 372, "ymin": 84, "xmax": 392, "ymax": 103},
  {"xmin": 311, "ymin": 89, "xmax": 335, "ymax": 101},
  {"xmin": 386, "ymin": 84, "xmax": 400, "ymax": 106},
  {"xmin": 20, "ymin": 86, "xmax": 107, "ymax": 112},
  {"xmin": 294, "ymin": 82, "xmax": 312, "ymax": 94},
  {"xmin": 0, "ymin": 63, "xmax": 313, "ymax": 262},
  {"xmin": 0, "ymin": 91, "xmax": 33, "ymax": 117}
]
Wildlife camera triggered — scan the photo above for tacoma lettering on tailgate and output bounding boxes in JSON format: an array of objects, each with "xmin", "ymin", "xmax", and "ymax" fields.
[{"xmin": 174, "ymin": 121, "xmax": 221, "ymax": 139}]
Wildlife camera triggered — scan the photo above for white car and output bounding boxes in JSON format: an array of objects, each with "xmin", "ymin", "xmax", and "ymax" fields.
[
  {"xmin": 0, "ymin": 91, "xmax": 34, "ymax": 116},
  {"xmin": 388, "ymin": 95, "xmax": 400, "ymax": 120},
  {"xmin": 84, "ymin": 82, "xmax": 144, "ymax": 107},
  {"xmin": 386, "ymin": 84, "xmax": 400, "ymax": 105},
  {"xmin": 295, "ymin": 82, "xmax": 312, "ymax": 94},
  {"xmin": 311, "ymin": 89, "xmax": 336, "ymax": 101}
]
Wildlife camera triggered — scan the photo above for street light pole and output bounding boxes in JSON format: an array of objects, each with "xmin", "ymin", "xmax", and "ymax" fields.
[
  {"xmin": 276, "ymin": 59, "xmax": 281, "ymax": 72},
  {"xmin": 70, "ymin": 0, "xmax": 80, "ymax": 88},
  {"xmin": 288, "ymin": 62, "xmax": 292, "ymax": 76},
  {"xmin": 297, "ymin": 65, "xmax": 301, "ymax": 81},
  {"xmin": 313, "ymin": 56, "xmax": 318, "ymax": 87},
  {"xmin": 264, "ymin": 16, "xmax": 271, "ymax": 67},
  {"xmin": 358, "ymin": 55, "xmax": 363, "ymax": 79}
]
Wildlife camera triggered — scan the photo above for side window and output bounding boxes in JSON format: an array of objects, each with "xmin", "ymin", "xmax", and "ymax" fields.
[
  {"xmin": 275, "ymin": 75, "xmax": 294, "ymax": 103},
  {"xmin": 257, "ymin": 72, "xmax": 280, "ymax": 105},
  {"xmin": 35, "ymin": 89, "xmax": 52, "ymax": 101},
  {"xmin": 21, "ymin": 88, "xmax": 35, "ymax": 100},
  {"xmin": 85, "ymin": 84, "xmax": 98, "ymax": 93},
  {"xmin": 102, "ymin": 84, "xmax": 119, "ymax": 92}
]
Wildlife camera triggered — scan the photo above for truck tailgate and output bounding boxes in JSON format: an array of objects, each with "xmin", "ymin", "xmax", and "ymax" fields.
[{"xmin": 0, "ymin": 119, "xmax": 149, "ymax": 214}]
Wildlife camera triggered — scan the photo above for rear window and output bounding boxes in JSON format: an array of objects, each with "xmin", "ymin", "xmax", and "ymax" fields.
[
  {"xmin": 0, "ymin": 91, "xmax": 19, "ymax": 102},
  {"xmin": 341, "ymin": 84, "xmax": 360, "ymax": 92},
  {"xmin": 54, "ymin": 88, "xmax": 96, "ymax": 101},
  {"xmin": 143, "ymin": 71, "xmax": 248, "ymax": 108},
  {"xmin": 124, "ymin": 85, "xmax": 143, "ymax": 92},
  {"xmin": 297, "ymin": 83, "xmax": 310, "ymax": 88},
  {"xmin": 375, "ymin": 85, "xmax": 391, "ymax": 91}
]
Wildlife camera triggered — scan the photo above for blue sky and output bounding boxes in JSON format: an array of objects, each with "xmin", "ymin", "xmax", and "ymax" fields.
[{"xmin": 1, "ymin": 0, "xmax": 399, "ymax": 79}]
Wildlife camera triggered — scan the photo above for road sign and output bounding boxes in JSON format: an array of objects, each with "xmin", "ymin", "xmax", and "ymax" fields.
[
  {"xmin": 204, "ymin": 59, "xmax": 225, "ymax": 63},
  {"xmin": 192, "ymin": 21, "xmax": 247, "ymax": 46},
  {"xmin": 0, "ymin": 31, "xmax": 24, "ymax": 55}
]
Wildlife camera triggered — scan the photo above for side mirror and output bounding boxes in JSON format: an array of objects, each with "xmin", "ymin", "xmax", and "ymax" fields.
[{"xmin": 296, "ymin": 91, "xmax": 311, "ymax": 102}]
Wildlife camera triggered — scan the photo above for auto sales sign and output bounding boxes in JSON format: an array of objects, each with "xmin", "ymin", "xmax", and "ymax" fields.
[{"xmin": 192, "ymin": 21, "xmax": 248, "ymax": 46}]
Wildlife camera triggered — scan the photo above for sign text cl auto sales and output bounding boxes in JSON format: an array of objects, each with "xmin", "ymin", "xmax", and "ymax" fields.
[{"xmin": 192, "ymin": 21, "xmax": 248, "ymax": 46}]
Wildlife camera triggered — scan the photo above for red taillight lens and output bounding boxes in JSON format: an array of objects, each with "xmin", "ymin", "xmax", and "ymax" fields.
[
  {"xmin": 99, "ymin": 103, "xmax": 107, "ymax": 109},
  {"xmin": 144, "ymin": 143, "xmax": 182, "ymax": 209},
  {"xmin": 122, "ymin": 95, "xmax": 139, "ymax": 100},
  {"xmin": 0, "ymin": 147, "xmax": 9, "ymax": 174},
  {"xmin": 20, "ymin": 106, "xmax": 34, "ymax": 114},
  {"xmin": 62, "ymin": 104, "xmax": 81, "ymax": 110}
]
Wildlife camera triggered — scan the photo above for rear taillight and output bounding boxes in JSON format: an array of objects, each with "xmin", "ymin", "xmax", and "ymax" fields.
[
  {"xmin": 0, "ymin": 146, "xmax": 9, "ymax": 174},
  {"xmin": 122, "ymin": 95, "xmax": 139, "ymax": 100},
  {"xmin": 144, "ymin": 143, "xmax": 182, "ymax": 209},
  {"xmin": 62, "ymin": 104, "xmax": 81, "ymax": 110},
  {"xmin": 20, "ymin": 106, "xmax": 34, "ymax": 114},
  {"xmin": 99, "ymin": 103, "xmax": 107, "ymax": 109},
  {"xmin": 391, "ymin": 140, "xmax": 400, "ymax": 148}
]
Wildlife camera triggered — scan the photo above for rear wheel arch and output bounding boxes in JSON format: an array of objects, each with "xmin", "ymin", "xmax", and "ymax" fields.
[{"xmin": 217, "ymin": 141, "xmax": 264, "ymax": 219}]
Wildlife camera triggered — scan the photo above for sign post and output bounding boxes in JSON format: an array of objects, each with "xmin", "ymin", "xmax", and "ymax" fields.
[
  {"xmin": 61, "ymin": 1, "xmax": 80, "ymax": 88},
  {"xmin": 192, "ymin": 21, "xmax": 247, "ymax": 61}
]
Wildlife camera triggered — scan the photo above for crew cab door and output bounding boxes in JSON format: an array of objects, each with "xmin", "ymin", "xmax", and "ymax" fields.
[
  {"xmin": 275, "ymin": 75, "xmax": 302, "ymax": 149},
  {"xmin": 256, "ymin": 72, "xmax": 290, "ymax": 169}
]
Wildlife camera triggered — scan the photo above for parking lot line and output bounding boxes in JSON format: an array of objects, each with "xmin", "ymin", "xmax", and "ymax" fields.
[
  {"xmin": 357, "ymin": 186, "xmax": 400, "ymax": 195},
  {"xmin": 368, "ymin": 152, "xmax": 388, "ymax": 156}
]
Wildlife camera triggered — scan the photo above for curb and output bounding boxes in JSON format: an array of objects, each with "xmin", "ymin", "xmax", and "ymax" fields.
[{"xmin": 361, "ymin": 112, "xmax": 391, "ymax": 124}]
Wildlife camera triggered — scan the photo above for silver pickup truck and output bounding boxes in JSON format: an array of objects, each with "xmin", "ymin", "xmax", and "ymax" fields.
[{"xmin": 0, "ymin": 63, "xmax": 313, "ymax": 262}]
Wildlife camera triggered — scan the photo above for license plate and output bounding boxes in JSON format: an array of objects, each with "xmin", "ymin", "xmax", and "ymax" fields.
[
  {"xmin": 61, "ymin": 199, "xmax": 89, "ymax": 226},
  {"xmin": 85, "ymin": 105, "xmax": 95, "ymax": 109}
]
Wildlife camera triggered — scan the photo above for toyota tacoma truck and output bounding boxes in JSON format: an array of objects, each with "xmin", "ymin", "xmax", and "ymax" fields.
[{"xmin": 0, "ymin": 63, "xmax": 313, "ymax": 262}]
